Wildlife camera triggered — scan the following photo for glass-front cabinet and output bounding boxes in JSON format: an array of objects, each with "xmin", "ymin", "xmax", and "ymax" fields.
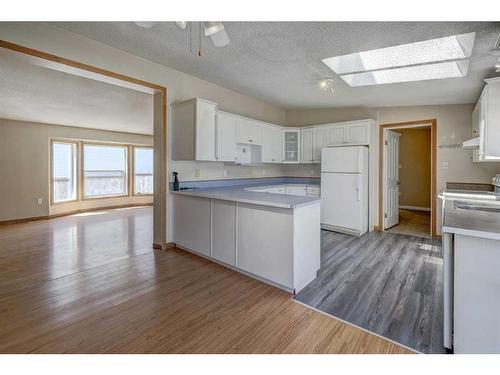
[{"xmin": 283, "ymin": 129, "xmax": 300, "ymax": 163}]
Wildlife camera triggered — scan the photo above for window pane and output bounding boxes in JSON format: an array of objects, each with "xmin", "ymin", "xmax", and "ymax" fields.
[
  {"xmin": 134, "ymin": 148, "xmax": 153, "ymax": 195},
  {"xmin": 53, "ymin": 142, "xmax": 77, "ymax": 202},
  {"xmin": 84, "ymin": 144, "xmax": 127, "ymax": 197}
]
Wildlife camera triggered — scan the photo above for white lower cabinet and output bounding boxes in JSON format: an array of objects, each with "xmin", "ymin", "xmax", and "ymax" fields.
[
  {"xmin": 173, "ymin": 194, "xmax": 211, "ymax": 257},
  {"xmin": 211, "ymin": 200, "xmax": 236, "ymax": 266},
  {"xmin": 237, "ymin": 204, "xmax": 294, "ymax": 287},
  {"xmin": 173, "ymin": 194, "xmax": 321, "ymax": 293}
]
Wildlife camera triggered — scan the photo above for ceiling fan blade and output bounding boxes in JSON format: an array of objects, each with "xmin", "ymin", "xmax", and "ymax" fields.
[{"xmin": 134, "ymin": 22, "xmax": 156, "ymax": 28}]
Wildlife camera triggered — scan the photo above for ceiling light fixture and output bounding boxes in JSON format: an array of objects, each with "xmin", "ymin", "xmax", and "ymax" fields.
[
  {"xmin": 203, "ymin": 22, "xmax": 225, "ymax": 37},
  {"xmin": 319, "ymin": 78, "xmax": 335, "ymax": 93},
  {"xmin": 176, "ymin": 21, "xmax": 187, "ymax": 29},
  {"xmin": 322, "ymin": 32, "xmax": 476, "ymax": 75}
]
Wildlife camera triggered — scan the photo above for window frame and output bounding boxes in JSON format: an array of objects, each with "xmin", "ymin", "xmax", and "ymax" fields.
[
  {"xmin": 50, "ymin": 139, "xmax": 80, "ymax": 205},
  {"xmin": 81, "ymin": 141, "xmax": 130, "ymax": 200},
  {"xmin": 132, "ymin": 146, "xmax": 154, "ymax": 197}
]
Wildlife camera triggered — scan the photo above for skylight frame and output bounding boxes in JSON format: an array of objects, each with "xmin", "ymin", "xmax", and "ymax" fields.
[
  {"xmin": 322, "ymin": 32, "xmax": 476, "ymax": 76},
  {"xmin": 339, "ymin": 60, "xmax": 470, "ymax": 87}
]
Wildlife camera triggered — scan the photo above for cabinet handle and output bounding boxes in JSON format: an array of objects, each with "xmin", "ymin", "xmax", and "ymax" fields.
[{"xmin": 249, "ymin": 139, "xmax": 253, "ymax": 142}]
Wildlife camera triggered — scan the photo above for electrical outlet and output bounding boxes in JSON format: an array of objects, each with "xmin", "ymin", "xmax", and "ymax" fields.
[
  {"xmin": 37, "ymin": 198, "xmax": 43, "ymax": 205},
  {"xmin": 310, "ymin": 170, "xmax": 314, "ymax": 175},
  {"xmin": 195, "ymin": 169, "xmax": 201, "ymax": 178},
  {"xmin": 442, "ymin": 162, "xmax": 449, "ymax": 169},
  {"xmin": 223, "ymin": 170, "xmax": 228, "ymax": 177},
  {"xmin": 262, "ymin": 169, "xmax": 266, "ymax": 176}
]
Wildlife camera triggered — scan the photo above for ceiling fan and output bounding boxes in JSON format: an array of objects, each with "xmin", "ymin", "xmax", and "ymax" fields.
[{"xmin": 134, "ymin": 21, "xmax": 230, "ymax": 48}]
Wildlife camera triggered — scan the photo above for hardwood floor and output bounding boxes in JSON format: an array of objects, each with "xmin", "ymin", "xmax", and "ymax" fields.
[
  {"xmin": 386, "ymin": 209, "xmax": 431, "ymax": 238},
  {"xmin": 295, "ymin": 230, "xmax": 444, "ymax": 354},
  {"xmin": 0, "ymin": 207, "xmax": 409, "ymax": 354}
]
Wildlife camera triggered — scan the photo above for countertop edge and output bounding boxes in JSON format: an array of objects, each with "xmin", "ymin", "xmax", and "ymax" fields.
[
  {"xmin": 442, "ymin": 226, "xmax": 500, "ymax": 241},
  {"xmin": 170, "ymin": 190, "xmax": 320, "ymax": 209}
]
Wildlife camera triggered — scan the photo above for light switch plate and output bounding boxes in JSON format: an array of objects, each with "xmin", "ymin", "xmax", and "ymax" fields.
[
  {"xmin": 37, "ymin": 198, "xmax": 43, "ymax": 205},
  {"xmin": 195, "ymin": 169, "xmax": 201, "ymax": 178},
  {"xmin": 442, "ymin": 162, "xmax": 449, "ymax": 169}
]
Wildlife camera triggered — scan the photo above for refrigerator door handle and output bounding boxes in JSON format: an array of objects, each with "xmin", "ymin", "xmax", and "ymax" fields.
[{"xmin": 356, "ymin": 174, "xmax": 361, "ymax": 202}]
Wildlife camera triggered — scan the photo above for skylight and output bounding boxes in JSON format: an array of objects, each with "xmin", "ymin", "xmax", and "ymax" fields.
[
  {"xmin": 322, "ymin": 32, "xmax": 475, "ymax": 86},
  {"xmin": 340, "ymin": 60, "xmax": 470, "ymax": 87}
]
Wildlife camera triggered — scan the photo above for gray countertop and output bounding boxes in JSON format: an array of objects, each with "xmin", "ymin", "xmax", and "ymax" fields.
[
  {"xmin": 171, "ymin": 186, "xmax": 320, "ymax": 209},
  {"xmin": 441, "ymin": 190, "xmax": 500, "ymax": 240}
]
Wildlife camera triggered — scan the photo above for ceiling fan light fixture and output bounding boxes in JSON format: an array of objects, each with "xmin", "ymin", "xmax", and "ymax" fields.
[
  {"xmin": 134, "ymin": 21, "xmax": 156, "ymax": 28},
  {"xmin": 204, "ymin": 22, "xmax": 225, "ymax": 37},
  {"xmin": 176, "ymin": 21, "xmax": 187, "ymax": 29},
  {"xmin": 210, "ymin": 29, "xmax": 230, "ymax": 47}
]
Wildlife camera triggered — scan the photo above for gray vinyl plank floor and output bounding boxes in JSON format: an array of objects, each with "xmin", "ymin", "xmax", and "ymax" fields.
[{"xmin": 294, "ymin": 230, "xmax": 445, "ymax": 354}]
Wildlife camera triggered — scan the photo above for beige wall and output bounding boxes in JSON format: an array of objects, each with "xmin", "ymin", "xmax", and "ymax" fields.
[
  {"xmin": 0, "ymin": 118, "xmax": 153, "ymax": 221},
  {"xmin": 0, "ymin": 23, "xmax": 289, "ymax": 240},
  {"xmin": 286, "ymin": 104, "xmax": 500, "ymax": 234},
  {"xmin": 397, "ymin": 128, "xmax": 431, "ymax": 209}
]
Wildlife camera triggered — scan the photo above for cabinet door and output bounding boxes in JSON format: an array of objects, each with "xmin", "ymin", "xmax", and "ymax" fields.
[
  {"xmin": 250, "ymin": 121, "xmax": 263, "ymax": 145},
  {"xmin": 212, "ymin": 200, "xmax": 236, "ymax": 266},
  {"xmin": 300, "ymin": 128, "xmax": 313, "ymax": 163},
  {"xmin": 482, "ymin": 82, "xmax": 500, "ymax": 158},
  {"xmin": 313, "ymin": 127, "xmax": 326, "ymax": 163},
  {"xmin": 236, "ymin": 118, "xmax": 252, "ymax": 144},
  {"xmin": 237, "ymin": 203, "xmax": 293, "ymax": 288},
  {"xmin": 346, "ymin": 122, "xmax": 368, "ymax": 145},
  {"xmin": 326, "ymin": 125, "xmax": 346, "ymax": 146},
  {"xmin": 472, "ymin": 102, "xmax": 479, "ymax": 136},
  {"xmin": 283, "ymin": 130, "xmax": 300, "ymax": 163},
  {"xmin": 173, "ymin": 195, "xmax": 211, "ymax": 257},
  {"xmin": 195, "ymin": 100, "xmax": 217, "ymax": 161},
  {"xmin": 262, "ymin": 125, "xmax": 283, "ymax": 163},
  {"xmin": 237, "ymin": 119, "xmax": 262, "ymax": 145},
  {"xmin": 216, "ymin": 112, "xmax": 237, "ymax": 162}
]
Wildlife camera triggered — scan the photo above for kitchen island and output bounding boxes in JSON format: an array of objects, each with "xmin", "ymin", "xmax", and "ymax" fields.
[
  {"xmin": 441, "ymin": 190, "xmax": 500, "ymax": 353},
  {"xmin": 172, "ymin": 187, "xmax": 321, "ymax": 294}
]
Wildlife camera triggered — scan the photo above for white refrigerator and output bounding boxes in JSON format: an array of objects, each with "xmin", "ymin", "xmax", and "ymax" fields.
[{"xmin": 321, "ymin": 146, "xmax": 369, "ymax": 237}]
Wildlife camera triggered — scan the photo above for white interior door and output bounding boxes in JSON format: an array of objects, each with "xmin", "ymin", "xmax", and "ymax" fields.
[{"xmin": 384, "ymin": 130, "xmax": 401, "ymax": 229}]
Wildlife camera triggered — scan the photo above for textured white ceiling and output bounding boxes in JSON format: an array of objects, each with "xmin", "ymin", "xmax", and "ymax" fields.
[
  {"xmin": 0, "ymin": 49, "xmax": 153, "ymax": 134},
  {"xmin": 51, "ymin": 21, "xmax": 500, "ymax": 109}
]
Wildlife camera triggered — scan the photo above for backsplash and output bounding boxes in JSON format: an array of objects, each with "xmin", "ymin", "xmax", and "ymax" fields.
[{"xmin": 169, "ymin": 176, "xmax": 320, "ymax": 190}]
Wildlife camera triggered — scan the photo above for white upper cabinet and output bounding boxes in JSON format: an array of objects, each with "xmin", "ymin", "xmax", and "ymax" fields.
[
  {"xmin": 172, "ymin": 98, "xmax": 217, "ymax": 161},
  {"xmin": 313, "ymin": 127, "xmax": 326, "ymax": 163},
  {"xmin": 325, "ymin": 120, "xmax": 370, "ymax": 146},
  {"xmin": 283, "ymin": 129, "xmax": 300, "ymax": 163},
  {"xmin": 216, "ymin": 111, "xmax": 237, "ymax": 162},
  {"xmin": 346, "ymin": 122, "xmax": 369, "ymax": 144},
  {"xmin": 300, "ymin": 128, "xmax": 314, "ymax": 163},
  {"xmin": 262, "ymin": 124, "xmax": 283, "ymax": 163},
  {"xmin": 479, "ymin": 77, "xmax": 500, "ymax": 159},
  {"xmin": 237, "ymin": 118, "xmax": 263, "ymax": 145},
  {"xmin": 326, "ymin": 125, "xmax": 345, "ymax": 146}
]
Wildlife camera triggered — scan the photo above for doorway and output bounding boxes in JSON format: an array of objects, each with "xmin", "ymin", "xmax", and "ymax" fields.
[
  {"xmin": 380, "ymin": 120, "xmax": 437, "ymax": 238},
  {"xmin": 0, "ymin": 39, "xmax": 168, "ymax": 249}
]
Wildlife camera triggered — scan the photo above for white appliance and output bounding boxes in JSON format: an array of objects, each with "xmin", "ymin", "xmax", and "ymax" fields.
[{"xmin": 321, "ymin": 146, "xmax": 369, "ymax": 237}]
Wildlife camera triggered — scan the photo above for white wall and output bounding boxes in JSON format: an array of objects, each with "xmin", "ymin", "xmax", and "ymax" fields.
[{"xmin": 286, "ymin": 104, "xmax": 500, "ymax": 234}]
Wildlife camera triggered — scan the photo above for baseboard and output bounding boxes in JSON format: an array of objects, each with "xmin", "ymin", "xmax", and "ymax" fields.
[
  {"xmin": 399, "ymin": 205, "xmax": 431, "ymax": 212},
  {"xmin": 0, "ymin": 203, "xmax": 153, "ymax": 225}
]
